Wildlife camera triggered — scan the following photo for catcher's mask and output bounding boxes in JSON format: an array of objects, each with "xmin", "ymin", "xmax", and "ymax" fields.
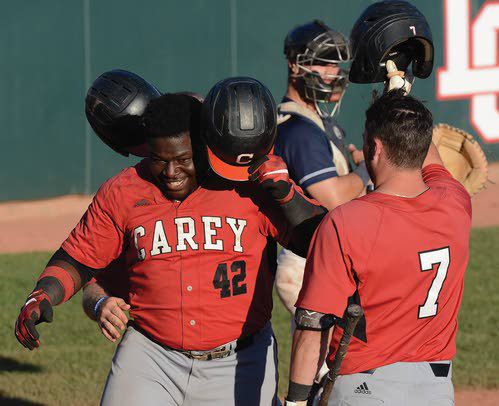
[
  {"xmin": 285, "ymin": 20, "xmax": 351, "ymax": 118},
  {"xmin": 349, "ymin": 0, "xmax": 434, "ymax": 84},
  {"xmin": 85, "ymin": 69, "xmax": 161, "ymax": 157},
  {"xmin": 202, "ymin": 77, "xmax": 277, "ymax": 181}
]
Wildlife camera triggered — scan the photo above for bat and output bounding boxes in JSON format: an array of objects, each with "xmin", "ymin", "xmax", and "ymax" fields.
[{"xmin": 318, "ymin": 304, "xmax": 364, "ymax": 406}]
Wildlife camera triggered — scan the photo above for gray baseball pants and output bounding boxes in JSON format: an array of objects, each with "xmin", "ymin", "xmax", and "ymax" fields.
[
  {"xmin": 100, "ymin": 322, "xmax": 279, "ymax": 406},
  {"xmin": 321, "ymin": 361, "xmax": 453, "ymax": 406}
]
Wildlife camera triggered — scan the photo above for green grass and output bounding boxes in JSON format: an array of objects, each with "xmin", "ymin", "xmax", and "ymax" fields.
[
  {"xmin": 1, "ymin": 227, "xmax": 498, "ymax": 405},
  {"xmin": 0, "ymin": 253, "xmax": 115, "ymax": 406},
  {"xmin": 452, "ymin": 227, "xmax": 499, "ymax": 388}
]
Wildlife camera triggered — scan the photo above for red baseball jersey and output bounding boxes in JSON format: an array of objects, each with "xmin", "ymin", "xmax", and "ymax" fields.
[
  {"xmin": 296, "ymin": 164, "xmax": 471, "ymax": 374},
  {"xmin": 87, "ymin": 254, "xmax": 130, "ymax": 300},
  {"xmin": 62, "ymin": 160, "xmax": 292, "ymax": 350}
]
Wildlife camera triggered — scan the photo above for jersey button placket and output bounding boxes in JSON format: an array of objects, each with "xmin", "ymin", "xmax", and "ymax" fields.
[{"xmin": 178, "ymin": 207, "xmax": 201, "ymax": 349}]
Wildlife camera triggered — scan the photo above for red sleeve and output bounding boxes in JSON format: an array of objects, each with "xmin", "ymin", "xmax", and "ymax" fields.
[
  {"xmin": 61, "ymin": 178, "xmax": 126, "ymax": 269},
  {"xmin": 258, "ymin": 206, "xmax": 291, "ymax": 247},
  {"xmin": 423, "ymin": 164, "xmax": 472, "ymax": 218},
  {"xmin": 296, "ymin": 209, "xmax": 356, "ymax": 317}
]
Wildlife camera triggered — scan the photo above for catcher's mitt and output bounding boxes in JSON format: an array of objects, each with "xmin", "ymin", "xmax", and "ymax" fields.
[{"xmin": 432, "ymin": 123, "xmax": 488, "ymax": 196}]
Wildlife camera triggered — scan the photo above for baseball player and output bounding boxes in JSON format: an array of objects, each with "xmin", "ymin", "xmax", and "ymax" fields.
[
  {"xmin": 285, "ymin": 89, "xmax": 471, "ymax": 405},
  {"xmin": 15, "ymin": 76, "xmax": 326, "ymax": 406},
  {"xmin": 274, "ymin": 20, "xmax": 371, "ymax": 318}
]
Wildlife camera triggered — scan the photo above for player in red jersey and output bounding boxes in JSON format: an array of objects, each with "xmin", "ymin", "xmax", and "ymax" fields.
[
  {"xmin": 285, "ymin": 89, "xmax": 471, "ymax": 406},
  {"xmin": 15, "ymin": 78, "xmax": 325, "ymax": 406}
]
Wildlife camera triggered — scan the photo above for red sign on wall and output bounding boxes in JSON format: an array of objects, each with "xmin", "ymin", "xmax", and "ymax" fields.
[{"xmin": 437, "ymin": 0, "xmax": 499, "ymax": 143}]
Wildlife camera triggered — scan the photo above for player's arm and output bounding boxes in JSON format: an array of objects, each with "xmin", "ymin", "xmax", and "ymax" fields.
[
  {"xmin": 286, "ymin": 309, "xmax": 336, "ymax": 404},
  {"xmin": 15, "ymin": 180, "xmax": 125, "ymax": 350},
  {"xmin": 286, "ymin": 211, "xmax": 356, "ymax": 403},
  {"xmin": 306, "ymin": 143, "xmax": 369, "ymax": 210},
  {"xmin": 306, "ymin": 171, "xmax": 365, "ymax": 210},
  {"xmin": 249, "ymin": 154, "xmax": 327, "ymax": 257},
  {"xmin": 14, "ymin": 248, "xmax": 95, "ymax": 350},
  {"xmin": 82, "ymin": 281, "xmax": 130, "ymax": 342}
]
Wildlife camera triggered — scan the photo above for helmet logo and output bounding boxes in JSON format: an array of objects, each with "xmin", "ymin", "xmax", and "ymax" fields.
[
  {"xmin": 409, "ymin": 26, "xmax": 416, "ymax": 35},
  {"xmin": 236, "ymin": 153, "xmax": 254, "ymax": 164}
]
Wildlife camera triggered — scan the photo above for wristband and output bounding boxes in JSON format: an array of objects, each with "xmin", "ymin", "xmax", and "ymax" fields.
[
  {"xmin": 287, "ymin": 381, "xmax": 313, "ymax": 402},
  {"xmin": 93, "ymin": 295, "xmax": 109, "ymax": 318},
  {"xmin": 353, "ymin": 161, "xmax": 371, "ymax": 186},
  {"xmin": 38, "ymin": 265, "xmax": 76, "ymax": 304}
]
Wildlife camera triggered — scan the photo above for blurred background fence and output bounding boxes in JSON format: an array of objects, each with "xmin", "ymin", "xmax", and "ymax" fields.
[{"xmin": 1, "ymin": 0, "xmax": 497, "ymax": 201}]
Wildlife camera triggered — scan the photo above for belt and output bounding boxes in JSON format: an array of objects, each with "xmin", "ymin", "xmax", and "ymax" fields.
[
  {"xmin": 177, "ymin": 333, "xmax": 255, "ymax": 361},
  {"xmin": 129, "ymin": 321, "xmax": 256, "ymax": 361},
  {"xmin": 360, "ymin": 362, "xmax": 451, "ymax": 378}
]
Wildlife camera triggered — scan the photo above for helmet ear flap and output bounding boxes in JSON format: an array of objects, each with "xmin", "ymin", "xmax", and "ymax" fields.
[
  {"xmin": 85, "ymin": 69, "xmax": 161, "ymax": 157},
  {"xmin": 349, "ymin": 1, "xmax": 434, "ymax": 84}
]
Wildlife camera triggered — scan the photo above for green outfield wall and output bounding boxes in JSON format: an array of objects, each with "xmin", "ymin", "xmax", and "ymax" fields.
[{"xmin": 1, "ymin": 0, "xmax": 497, "ymax": 201}]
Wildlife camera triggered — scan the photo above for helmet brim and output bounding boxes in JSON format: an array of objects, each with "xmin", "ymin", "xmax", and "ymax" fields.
[{"xmin": 206, "ymin": 147, "xmax": 250, "ymax": 182}]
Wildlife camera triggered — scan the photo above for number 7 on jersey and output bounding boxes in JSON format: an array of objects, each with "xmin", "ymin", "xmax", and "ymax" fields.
[{"xmin": 418, "ymin": 247, "xmax": 450, "ymax": 319}]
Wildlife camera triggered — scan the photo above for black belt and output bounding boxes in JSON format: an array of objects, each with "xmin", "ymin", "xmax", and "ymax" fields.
[
  {"xmin": 360, "ymin": 362, "xmax": 451, "ymax": 378},
  {"xmin": 129, "ymin": 321, "xmax": 256, "ymax": 361}
]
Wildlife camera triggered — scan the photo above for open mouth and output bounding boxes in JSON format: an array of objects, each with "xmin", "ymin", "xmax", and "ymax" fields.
[{"xmin": 162, "ymin": 178, "xmax": 186, "ymax": 191}]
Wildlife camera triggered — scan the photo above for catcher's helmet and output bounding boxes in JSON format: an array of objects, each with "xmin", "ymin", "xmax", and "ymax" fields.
[
  {"xmin": 284, "ymin": 20, "xmax": 351, "ymax": 117},
  {"xmin": 85, "ymin": 69, "xmax": 161, "ymax": 157},
  {"xmin": 349, "ymin": 0, "xmax": 434, "ymax": 84},
  {"xmin": 202, "ymin": 77, "xmax": 277, "ymax": 181}
]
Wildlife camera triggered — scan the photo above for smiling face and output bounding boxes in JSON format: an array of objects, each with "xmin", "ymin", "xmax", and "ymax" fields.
[{"xmin": 148, "ymin": 132, "xmax": 198, "ymax": 201}]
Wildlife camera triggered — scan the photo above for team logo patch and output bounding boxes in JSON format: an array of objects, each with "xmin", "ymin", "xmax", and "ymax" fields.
[
  {"xmin": 354, "ymin": 382, "xmax": 372, "ymax": 395},
  {"xmin": 134, "ymin": 199, "xmax": 150, "ymax": 207}
]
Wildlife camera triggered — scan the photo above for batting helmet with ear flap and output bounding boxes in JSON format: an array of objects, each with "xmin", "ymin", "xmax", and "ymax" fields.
[
  {"xmin": 202, "ymin": 77, "xmax": 277, "ymax": 181},
  {"xmin": 85, "ymin": 69, "xmax": 161, "ymax": 157},
  {"xmin": 349, "ymin": 0, "xmax": 434, "ymax": 84}
]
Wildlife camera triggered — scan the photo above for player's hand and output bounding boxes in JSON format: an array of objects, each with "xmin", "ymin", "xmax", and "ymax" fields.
[
  {"xmin": 15, "ymin": 289, "xmax": 53, "ymax": 350},
  {"xmin": 386, "ymin": 59, "xmax": 412, "ymax": 95},
  {"xmin": 96, "ymin": 297, "xmax": 130, "ymax": 342},
  {"xmin": 348, "ymin": 144, "xmax": 364, "ymax": 166},
  {"xmin": 248, "ymin": 154, "xmax": 294, "ymax": 204}
]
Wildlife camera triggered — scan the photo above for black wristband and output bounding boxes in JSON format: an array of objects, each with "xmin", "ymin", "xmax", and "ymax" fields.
[
  {"xmin": 353, "ymin": 161, "xmax": 371, "ymax": 186},
  {"xmin": 287, "ymin": 381, "xmax": 312, "ymax": 402},
  {"xmin": 35, "ymin": 276, "xmax": 65, "ymax": 305}
]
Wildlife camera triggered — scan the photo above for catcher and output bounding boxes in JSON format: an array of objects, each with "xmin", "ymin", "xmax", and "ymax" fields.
[{"xmin": 284, "ymin": 2, "xmax": 487, "ymax": 405}]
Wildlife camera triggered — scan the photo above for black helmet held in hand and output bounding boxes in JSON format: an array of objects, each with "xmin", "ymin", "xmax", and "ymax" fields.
[
  {"xmin": 202, "ymin": 77, "xmax": 277, "ymax": 181},
  {"xmin": 349, "ymin": 0, "xmax": 434, "ymax": 84},
  {"xmin": 85, "ymin": 69, "xmax": 161, "ymax": 157}
]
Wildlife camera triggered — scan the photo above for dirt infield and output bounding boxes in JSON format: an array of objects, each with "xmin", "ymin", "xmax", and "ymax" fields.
[{"xmin": 1, "ymin": 164, "xmax": 498, "ymax": 404}]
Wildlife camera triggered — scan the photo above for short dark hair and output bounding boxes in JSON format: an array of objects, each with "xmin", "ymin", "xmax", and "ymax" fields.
[
  {"xmin": 142, "ymin": 93, "xmax": 201, "ymax": 141},
  {"xmin": 365, "ymin": 89, "xmax": 433, "ymax": 168}
]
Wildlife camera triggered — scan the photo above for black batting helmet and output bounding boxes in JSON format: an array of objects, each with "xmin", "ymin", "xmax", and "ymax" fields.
[
  {"xmin": 349, "ymin": 0, "xmax": 434, "ymax": 84},
  {"xmin": 202, "ymin": 77, "xmax": 277, "ymax": 181},
  {"xmin": 85, "ymin": 69, "xmax": 161, "ymax": 157}
]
